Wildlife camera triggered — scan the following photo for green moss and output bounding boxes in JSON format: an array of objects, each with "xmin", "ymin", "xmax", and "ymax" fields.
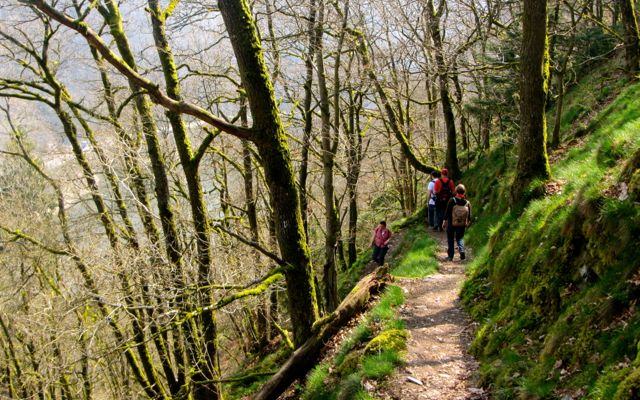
[
  {"xmin": 336, "ymin": 350, "xmax": 362, "ymax": 376},
  {"xmin": 364, "ymin": 329, "xmax": 408, "ymax": 355},
  {"xmin": 460, "ymin": 65, "xmax": 640, "ymax": 399},
  {"xmin": 301, "ymin": 285, "xmax": 407, "ymax": 397}
]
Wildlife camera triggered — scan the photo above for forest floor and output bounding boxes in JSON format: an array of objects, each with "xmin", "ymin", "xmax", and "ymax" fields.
[{"xmin": 378, "ymin": 228, "xmax": 487, "ymax": 400}]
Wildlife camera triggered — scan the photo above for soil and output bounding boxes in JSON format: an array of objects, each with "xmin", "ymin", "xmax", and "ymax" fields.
[{"xmin": 376, "ymin": 228, "xmax": 487, "ymax": 400}]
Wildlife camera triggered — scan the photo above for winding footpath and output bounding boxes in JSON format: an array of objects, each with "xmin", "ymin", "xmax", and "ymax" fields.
[{"xmin": 380, "ymin": 229, "xmax": 487, "ymax": 400}]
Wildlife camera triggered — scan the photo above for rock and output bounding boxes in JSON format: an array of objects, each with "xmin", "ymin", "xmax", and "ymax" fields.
[
  {"xmin": 363, "ymin": 380, "xmax": 375, "ymax": 392},
  {"xmin": 406, "ymin": 376, "xmax": 423, "ymax": 385}
]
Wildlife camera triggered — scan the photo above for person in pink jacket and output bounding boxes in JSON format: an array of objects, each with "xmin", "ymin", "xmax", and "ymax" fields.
[{"xmin": 371, "ymin": 221, "xmax": 392, "ymax": 265}]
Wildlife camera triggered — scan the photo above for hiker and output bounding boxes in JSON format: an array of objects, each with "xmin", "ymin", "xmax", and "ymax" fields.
[
  {"xmin": 443, "ymin": 184, "xmax": 472, "ymax": 261},
  {"xmin": 434, "ymin": 168, "xmax": 455, "ymax": 231},
  {"xmin": 426, "ymin": 170, "xmax": 440, "ymax": 228},
  {"xmin": 371, "ymin": 220, "xmax": 392, "ymax": 265}
]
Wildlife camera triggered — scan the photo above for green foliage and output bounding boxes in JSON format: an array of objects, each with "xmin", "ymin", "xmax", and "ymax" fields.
[
  {"xmin": 461, "ymin": 69, "xmax": 640, "ymax": 399},
  {"xmin": 302, "ymin": 363, "xmax": 334, "ymax": 400},
  {"xmin": 338, "ymin": 248, "xmax": 373, "ymax": 298},
  {"xmin": 388, "ymin": 226, "xmax": 438, "ymax": 278},
  {"xmin": 224, "ymin": 342, "xmax": 292, "ymax": 398},
  {"xmin": 300, "ymin": 286, "xmax": 408, "ymax": 398},
  {"xmin": 362, "ymin": 350, "xmax": 403, "ymax": 379}
]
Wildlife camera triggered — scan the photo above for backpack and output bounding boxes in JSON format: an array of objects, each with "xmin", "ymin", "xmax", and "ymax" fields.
[
  {"xmin": 436, "ymin": 178, "xmax": 453, "ymax": 203},
  {"xmin": 451, "ymin": 199, "xmax": 470, "ymax": 227},
  {"xmin": 430, "ymin": 179, "xmax": 438, "ymax": 200}
]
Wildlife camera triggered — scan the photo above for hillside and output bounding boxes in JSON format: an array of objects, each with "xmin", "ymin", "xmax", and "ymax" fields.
[{"xmin": 461, "ymin": 60, "xmax": 640, "ymax": 399}]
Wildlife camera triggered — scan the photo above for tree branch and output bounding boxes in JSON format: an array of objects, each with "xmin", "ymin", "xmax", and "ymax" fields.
[{"xmin": 24, "ymin": 0, "xmax": 255, "ymax": 141}]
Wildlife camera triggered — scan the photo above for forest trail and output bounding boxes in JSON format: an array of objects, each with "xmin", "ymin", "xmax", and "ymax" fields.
[{"xmin": 380, "ymin": 229, "xmax": 487, "ymax": 400}]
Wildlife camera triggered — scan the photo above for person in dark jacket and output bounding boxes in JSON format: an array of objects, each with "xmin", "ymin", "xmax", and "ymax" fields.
[
  {"xmin": 434, "ymin": 168, "xmax": 455, "ymax": 231},
  {"xmin": 442, "ymin": 184, "xmax": 472, "ymax": 261}
]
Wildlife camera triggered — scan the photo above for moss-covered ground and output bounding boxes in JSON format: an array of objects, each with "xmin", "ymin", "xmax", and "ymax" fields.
[{"xmin": 460, "ymin": 59, "xmax": 640, "ymax": 399}]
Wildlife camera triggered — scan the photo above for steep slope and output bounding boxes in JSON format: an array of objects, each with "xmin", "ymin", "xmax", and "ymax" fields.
[{"xmin": 461, "ymin": 64, "xmax": 640, "ymax": 399}]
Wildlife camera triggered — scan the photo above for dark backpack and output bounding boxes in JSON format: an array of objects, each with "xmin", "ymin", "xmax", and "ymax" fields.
[{"xmin": 436, "ymin": 178, "xmax": 453, "ymax": 203}]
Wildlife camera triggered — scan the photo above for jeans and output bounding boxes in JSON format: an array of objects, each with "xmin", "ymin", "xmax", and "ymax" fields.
[
  {"xmin": 447, "ymin": 226, "xmax": 466, "ymax": 259},
  {"xmin": 372, "ymin": 245, "xmax": 389, "ymax": 265},
  {"xmin": 436, "ymin": 203, "xmax": 447, "ymax": 229},
  {"xmin": 428, "ymin": 204, "xmax": 436, "ymax": 227}
]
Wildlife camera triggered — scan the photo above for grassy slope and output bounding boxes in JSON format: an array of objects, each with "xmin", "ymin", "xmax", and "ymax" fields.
[
  {"xmin": 301, "ymin": 225, "xmax": 438, "ymax": 399},
  {"xmin": 461, "ymin": 59, "xmax": 640, "ymax": 399}
]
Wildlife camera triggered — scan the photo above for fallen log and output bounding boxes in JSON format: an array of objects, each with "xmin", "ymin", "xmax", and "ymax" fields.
[{"xmin": 253, "ymin": 265, "xmax": 389, "ymax": 400}]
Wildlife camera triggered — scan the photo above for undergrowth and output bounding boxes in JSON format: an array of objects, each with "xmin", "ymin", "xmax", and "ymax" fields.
[
  {"xmin": 460, "ymin": 59, "xmax": 640, "ymax": 399},
  {"xmin": 301, "ymin": 285, "xmax": 406, "ymax": 400}
]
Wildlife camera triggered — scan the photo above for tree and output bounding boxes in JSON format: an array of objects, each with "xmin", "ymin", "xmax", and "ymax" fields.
[
  {"xmin": 618, "ymin": 0, "xmax": 640, "ymax": 77},
  {"xmin": 425, "ymin": 0, "xmax": 461, "ymax": 179},
  {"xmin": 512, "ymin": 0, "xmax": 552, "ymax": 204}
]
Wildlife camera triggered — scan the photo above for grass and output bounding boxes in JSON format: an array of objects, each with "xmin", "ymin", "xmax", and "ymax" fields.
[
  {"xmin": 300, "ymin": 285, "xmax": 407, "ymax": 399},
  {"xmin": 459, "ymin": 57, "xmax": 640, "ymax": 399},
  {"xmin": 302, "ymin": 218, "xmax": 443, "ymax": 398},
  {"xmin": 389, "ymin": 226, "xmax": 438, "ymax": 278},
  {"xmin": 224, "ymin": 342, "xmax": 292, "ymax": 398}
]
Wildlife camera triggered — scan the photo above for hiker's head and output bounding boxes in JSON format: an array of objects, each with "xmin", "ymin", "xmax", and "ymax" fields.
[
  {"xmin": 441, "ymin": 168, "xmax": 449, "ymax": 177},
  {"xmin": 456, "ymin": 184, "xmax": 466, "ymax": 195},
  {"xmin": 379, "ymin": 220, "xmax": 387, "ymax": 227},
  {"xmin": 431, "ymin": 171, "xmax": 438, "ymax": 179}
]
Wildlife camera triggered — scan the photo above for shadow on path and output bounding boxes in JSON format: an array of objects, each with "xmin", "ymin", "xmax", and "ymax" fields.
[{"xmin": 377, "ymin": 227, "xmax": 486, "ymax": 400}]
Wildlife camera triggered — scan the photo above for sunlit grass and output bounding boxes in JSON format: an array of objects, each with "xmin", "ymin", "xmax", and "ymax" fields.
[
  {"xmin": 390, "ymin": 227, "xmax": 438, "ymax": 278},
  {"xmin": 301, "ymin": 285, "xmax": 407, "ymax": 398}
]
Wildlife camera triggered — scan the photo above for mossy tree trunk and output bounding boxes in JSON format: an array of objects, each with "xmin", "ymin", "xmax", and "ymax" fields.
[
  {"xmin": 298, "ymin": 0, "xmax": 318, "ymax": 240},
  {"xmin": 618, "ymin": 0, "xmax": 640, "ymax": 77},
  {"xmin": 31, "ymin": 0, "xmax": 321, "ymax": 349},
  {"xmin": 98, "ymin": 0, "xmax": 184, "ymax": 270},
  {"xmin": 217, "ymin": 0, "xmax": 319, "ymax": 345},
  {"xmin": 452, "ymin": 61, "xmax": 469, "ymax": 152},
  {"xmin": 512, "ymin": 0, "xmax": 552, "ymax": 204},
  {"xmin": 426, "ymin": 0, "xmax": 461, "ymax": 179},
  {"xmin": 148, "ymin": 1, "xmax": 221, "ymax": 397},
  {"xmin": 352, "ymin": 32, "xmax": 437, "ymax": 175},
  {"xmin": 316, "ymin": 0, "xmax": 340, "ymax": 312},
  {"xmin": 345, "ymin": 87, "xmax": 364, "ymax": 267}
]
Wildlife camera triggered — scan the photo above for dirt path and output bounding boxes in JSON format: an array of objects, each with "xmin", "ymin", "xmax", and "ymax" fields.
[{"xmin": 379, "ymin": 229, "xmax": 487, "ymax": 400}]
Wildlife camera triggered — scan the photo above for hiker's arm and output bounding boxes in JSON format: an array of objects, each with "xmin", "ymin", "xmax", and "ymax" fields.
[{"xmin": 384, "ymin": 231, "xmax": 392, "ymax": 246}]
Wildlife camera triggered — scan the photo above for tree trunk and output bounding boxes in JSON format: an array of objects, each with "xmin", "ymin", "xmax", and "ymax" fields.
[
  {"xmin": 100, "ymin": 0, "xmax": 184, "ymax": 270},
  {"xmin": 352, "ymin": 33, "xmax": 437, "ymax": 175},
  {"xmin": 346, "ymin": 89, "xmax": 364, "ymax": 268},
  {"xmin": 298, "ymin": 0, "xmax": 318, "ymax": 240},
  {"xmin": 253, "ymin": 266, "xmax": 389, "ymax": 400},
  {"xmin": 148, "ymin": 2, "xmax": 220, "ymax": 397},
  {"xmin": 618, "ymin": 0, "xmax": 640, "ymax": 77},
  {"xmin": 451, "ymin": 63, "xmax": 468, "ymax": 152},
  {"xmin": 551, "ymin": 71, "xmax": 565, "ymax": 148},
  {"xmin": 426, "ymin": 0, "xmax": 461, "ymax": 179},
  {"xmin": 218, "ymin": 0, "xmax": 319, "ymax": 346},
  {"xmin": 513, "ymin": 0, "xmax": 551, "ymax": 204},
  {"xmin": 316, "ymin": 0, "xmax": 340, "ymax": 312}
]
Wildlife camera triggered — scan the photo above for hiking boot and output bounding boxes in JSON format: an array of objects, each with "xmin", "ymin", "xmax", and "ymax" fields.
[
  {"xmin": 460, "ymin": 252, "xmax": 466, "ymax": 260},
  {"xmin": 447, "ymin": 257, "xmax": 453, "ymax": 262}
]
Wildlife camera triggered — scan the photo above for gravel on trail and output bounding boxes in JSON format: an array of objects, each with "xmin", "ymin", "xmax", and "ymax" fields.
[{"xmin": 377, "ymin": 228, "xmax": 487, "ymax": 400}]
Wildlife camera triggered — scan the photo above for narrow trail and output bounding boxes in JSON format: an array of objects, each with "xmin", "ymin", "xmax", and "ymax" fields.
[{"xmin": 380, "ymin": 228, "xmax": 487, "ymax": 400}]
